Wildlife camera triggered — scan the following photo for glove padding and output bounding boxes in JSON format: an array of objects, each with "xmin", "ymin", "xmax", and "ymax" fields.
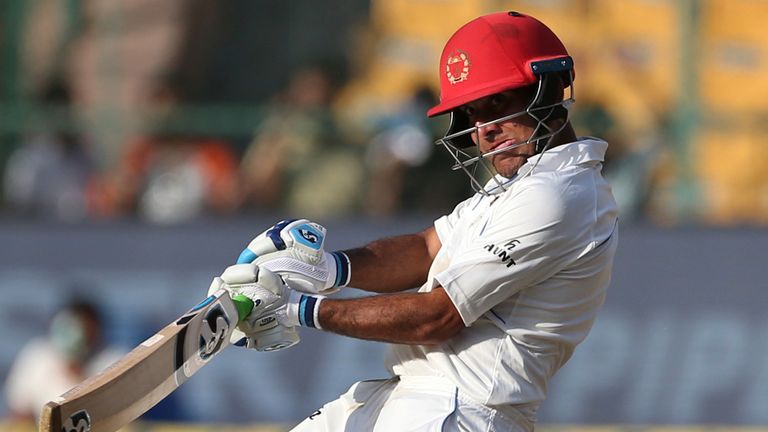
[
  {"xmin": 236, "ymin": 219, "xmax": 350, "ymax": 294},
  {"xmin": 208, "ymin": 263, "xmax": 301, "ymax": 351}
]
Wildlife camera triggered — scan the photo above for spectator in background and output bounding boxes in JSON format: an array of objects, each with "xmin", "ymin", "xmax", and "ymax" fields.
[
  {"xmin": 90, "ymin": 80, "xmax": 241, "ymax": 223},
  {"xmin": 364, "ymin": 85, "xmax": 475, "ymax": 216},
  {"xmin": 364, "ymin": 85, "xmax": 436, "ymax": 216},
  {"xmin": 3, "ymin": 80, "xmax": 95, "ymax": 221},
  {"xmin": 109, "ymin": 132, "xmax": 240, "ymax": 223},
  {"xmin": 240, "ymin": 64, "xmax": 365, "ymax": 218},
  {"xmin": 4, "ymin": 298, "xmax": 123, "ymax": 423}
]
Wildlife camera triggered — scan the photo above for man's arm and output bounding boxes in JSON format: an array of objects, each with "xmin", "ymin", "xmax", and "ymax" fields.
[
  {"xmin": 343, "ymin": 226, "xmax": 442, "ymax": 293},
  {"xmin": 318, "ymin": 287, "xmax": 464, "ymax": 345},
  {"xmin": 214, "ymin": 264, "xmax": 465, "ymax": 346},
  {"xmin": 225, "ymin": 222, "xmax": 462, "ymax": 346}
]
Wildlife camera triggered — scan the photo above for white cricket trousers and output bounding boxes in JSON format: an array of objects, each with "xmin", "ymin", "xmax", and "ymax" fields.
[{"xmin": 289, "ymin": 376, "xmax": 532, "ymax": 432}]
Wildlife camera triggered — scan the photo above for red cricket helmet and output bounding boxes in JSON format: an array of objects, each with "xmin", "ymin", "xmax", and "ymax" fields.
[
  {"xmin": 430, "ymin": 12, "xmax": 577, "ymax": 194},
  {"xmin": 428, "ymin": 11, "xmax": 574, "ymax": 118}
]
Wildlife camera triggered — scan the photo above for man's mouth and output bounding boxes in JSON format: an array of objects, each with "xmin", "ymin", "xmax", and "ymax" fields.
[{"xmin": 487, "ymin": 139, "xmax": 519, "ymax": 154}]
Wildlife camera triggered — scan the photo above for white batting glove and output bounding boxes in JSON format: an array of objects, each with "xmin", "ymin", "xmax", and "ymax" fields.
[
  {"xmin": 236, "ymin": 219, "xmax": 351, "ymax": 294},
  {"xmin": 208, "ymin": 264, "xmax": 325, "ymax": 350},
  {"xmin": 208, "ymin": 264, "xmax": 299, "ymax": 352}
]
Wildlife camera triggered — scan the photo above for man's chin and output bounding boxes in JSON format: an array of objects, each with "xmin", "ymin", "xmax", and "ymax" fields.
[{"xmin": 492, "ymin": 158, "xmax": 525, "ymax": 178}]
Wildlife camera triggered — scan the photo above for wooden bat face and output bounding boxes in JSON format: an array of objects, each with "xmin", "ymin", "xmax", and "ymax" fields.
[{"xmin": 40, "ymin": 290, "xmax": 242, "ymax": 432}]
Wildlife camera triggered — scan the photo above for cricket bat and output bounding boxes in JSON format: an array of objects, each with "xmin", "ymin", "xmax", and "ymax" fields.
[{"xmin": 39, "ymin": 289, "xmax": 253, "ymax": 432}]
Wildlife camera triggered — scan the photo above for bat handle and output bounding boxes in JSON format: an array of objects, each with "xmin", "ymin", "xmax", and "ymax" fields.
[{"xmin": 231, "ymin": 294, "xmax": 254, "ymax": 322}]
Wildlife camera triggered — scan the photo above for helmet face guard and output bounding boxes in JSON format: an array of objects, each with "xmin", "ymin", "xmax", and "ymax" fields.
[
  {"xmin": 428, "ymin": 12, "xmax": 576, "ymax": 195},
  {"xmin": 436, "ymin": 67, "xmax": 575, "ymax": 195}
]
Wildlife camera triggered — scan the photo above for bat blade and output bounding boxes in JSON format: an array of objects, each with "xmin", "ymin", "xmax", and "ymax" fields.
[{"xmin": 39, "ymin": 290, "xmax": 248, "ymax": 432}]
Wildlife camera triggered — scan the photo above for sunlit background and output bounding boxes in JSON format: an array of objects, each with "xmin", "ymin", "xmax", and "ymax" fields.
[{"xmin": 1, "ymin": 0, "xmax": 767, "ymax": 431}]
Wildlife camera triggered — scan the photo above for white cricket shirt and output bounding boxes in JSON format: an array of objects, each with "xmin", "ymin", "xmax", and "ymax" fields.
[{"xmin": 386, "ymin": 138, "xmax": 619, "ymax": 420}]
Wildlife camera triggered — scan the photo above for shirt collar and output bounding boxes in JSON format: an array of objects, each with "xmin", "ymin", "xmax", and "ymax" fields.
[
  {"xmin": 524, "ymin": 137, "xmax": 608, "ymax": 171},
  {"xmin": 482, "ymin": 137, "xmax": 608, "ymax": 194}
]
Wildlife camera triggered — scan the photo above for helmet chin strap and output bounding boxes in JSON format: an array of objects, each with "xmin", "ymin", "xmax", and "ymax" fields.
[{"xmin": 532, "ymin": 107, "xmax": 561, "ymax": 154}]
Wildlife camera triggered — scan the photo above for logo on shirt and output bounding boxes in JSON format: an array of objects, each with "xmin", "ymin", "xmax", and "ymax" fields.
[{"xmin": 483, "ymin": 239, "xmax": 520, "ymax": 268}]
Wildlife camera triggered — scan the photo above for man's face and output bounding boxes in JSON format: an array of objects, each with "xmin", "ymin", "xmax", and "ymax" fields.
[{"xmin": 459, "ymin": 88, "xmax": 538, "ymax": 178}]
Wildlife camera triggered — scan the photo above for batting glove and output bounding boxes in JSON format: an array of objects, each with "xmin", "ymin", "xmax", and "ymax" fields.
[
  {"xmin": 208, "ymin": 263, "xmax": 325, "ymax": 351},
  {"xmin": 236, "ymin": 219, "xmax": 351, "ymax": 294}
]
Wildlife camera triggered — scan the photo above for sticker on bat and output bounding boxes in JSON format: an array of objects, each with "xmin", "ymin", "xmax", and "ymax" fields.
[
  {"xmin": 174, "ymin": 298, "xmax": 237, "ymax": 387},
  {"xmin": 176, "ymin": 295, "xmax": 217, "ymax": 325},
  {"xmin": 198, "ymin": 303, "xmax": 231, "ymax": 360},
  {"xmin": 62, "ymin": 409, "xmax": 91, "ymax": 432}
]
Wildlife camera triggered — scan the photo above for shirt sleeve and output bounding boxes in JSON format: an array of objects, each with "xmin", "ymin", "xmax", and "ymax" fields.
[
  {"xmin": 435, "ymin": 183, "xmax": 585, "ymax": 325},
  {"xmin": 434, "ymin": 195, "xmax": 475, "ymax": 246}
]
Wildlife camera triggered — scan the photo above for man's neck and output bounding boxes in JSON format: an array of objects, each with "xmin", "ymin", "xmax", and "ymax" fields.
[{"xmin": 548, "ymin": 122, "xmax": 577, "ymax": 149}]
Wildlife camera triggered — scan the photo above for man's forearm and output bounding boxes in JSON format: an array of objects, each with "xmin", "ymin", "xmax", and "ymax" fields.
[
  {"xmin": 318, "ymin": 288, "xmax": 463, "ymax": 345},
  {"xmin": 343, "ymin": 232, "xmax": 434, "ymax": 293}
]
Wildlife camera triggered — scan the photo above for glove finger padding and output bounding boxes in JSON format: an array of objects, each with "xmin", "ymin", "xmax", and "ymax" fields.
[
  {"xmin": 209, "ymin": 264, "xmax": 300, "ymax": 351},
  {"xmin": 236, "ymin": 219, "xmax": 349, "ymax": 294},
  {"xmin": 208, "ymin": 276, "xmax": 277, "ymax": 332},
  {"xmin": 237, "ymin": 219, "xmax": 326, "ymax": 265},
  {"xmin": 232, "ymin": 325, "xmax": 300, "ymax": 352},
  {"xmin": 234, "ymin": 266, "xmax": 302, "ymax": 350},
  {"xmin": 219, "ymin": 262, "xmax": 262, "ymax": 288},
  {"xmin": 217, "ymin": 263, "xmax": 288, "ymax": 314}
]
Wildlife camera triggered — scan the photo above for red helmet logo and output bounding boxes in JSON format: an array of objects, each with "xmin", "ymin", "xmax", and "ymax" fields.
[{"xmin": 445, "ymin": 50, "xmax": 470, "ymax": 85}]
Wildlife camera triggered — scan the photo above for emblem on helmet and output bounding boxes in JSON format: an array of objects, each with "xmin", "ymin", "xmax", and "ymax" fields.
[{"xmin": 445, "ymin": 50, "xmax": 470, "ymax": 84}]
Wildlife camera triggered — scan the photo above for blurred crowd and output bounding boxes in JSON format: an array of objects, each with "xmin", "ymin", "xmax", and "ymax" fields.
[
  {"xmin": 1, "ymin": 0, "xmax": 767, "ymax": 225},
  {"xmin": 1, "ymin": 67, "xmax": 471, "ymax": 224},
  {"xmin": 0, "ymin": 0, "xmax": 475, "ymax": 224}
]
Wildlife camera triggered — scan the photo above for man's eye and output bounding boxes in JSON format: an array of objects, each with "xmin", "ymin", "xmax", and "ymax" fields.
[
  {"xmin": 460, "ymin": 106, "xmax": 475, "ymax": 117},
  {"xmin": 490, "ymin": 94, "xmax": 508, "ymax": 107}
]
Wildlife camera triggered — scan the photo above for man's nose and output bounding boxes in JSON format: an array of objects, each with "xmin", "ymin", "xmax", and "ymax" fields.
[{"xmin": 475, "ymin": 120, "xmax": 501, "ymax": 141}]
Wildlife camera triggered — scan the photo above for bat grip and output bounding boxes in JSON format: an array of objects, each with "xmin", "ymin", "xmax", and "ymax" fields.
[{"xmin": 231, "ymin": 294, "xmax": 254, "ymax": 321}]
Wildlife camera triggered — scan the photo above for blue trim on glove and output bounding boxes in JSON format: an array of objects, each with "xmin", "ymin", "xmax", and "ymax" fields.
[
  {"xmin": 237, "ymin": 249, "xmax": 258, "ymax": 264},
  {"xmin": 298, "ymin": 295, "xmax": 320, "ymax": 328},
  {"xmin": 266, "ymin": 219, "xmax": 297, "ymax": 250},
  {"xmin": 331, "ymin": 251, "xmax": 351, "ymax": 287}
]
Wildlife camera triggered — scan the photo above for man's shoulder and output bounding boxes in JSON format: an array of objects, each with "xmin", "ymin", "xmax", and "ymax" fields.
[
  {"xmin": 498, "ymin": 166, "xmax": 598, "ymax": 225},
  {"xmin": 510, "ymin": 174, "xmax": 566, "ymax": 203},
  {"xmin": 496, "ymin": 177, "xmax": 566, "ymax": 224}
]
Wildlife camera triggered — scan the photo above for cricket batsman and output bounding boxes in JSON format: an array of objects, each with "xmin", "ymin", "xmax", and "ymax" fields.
[{"xmin": 210, "ymin": 11, "xmax": 619, "ymax": 431}]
